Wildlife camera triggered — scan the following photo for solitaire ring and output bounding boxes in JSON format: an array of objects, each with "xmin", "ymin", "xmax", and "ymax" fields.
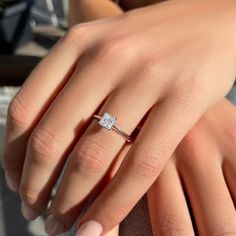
[{"xmin": 93, "ymin": 112, "xmax": 132, "ymax": 143}]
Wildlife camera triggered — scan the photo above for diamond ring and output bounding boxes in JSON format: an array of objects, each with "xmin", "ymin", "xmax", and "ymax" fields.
[{"xmin": 93, "ymin": 112, "xmax": 132, "ymax": 143}]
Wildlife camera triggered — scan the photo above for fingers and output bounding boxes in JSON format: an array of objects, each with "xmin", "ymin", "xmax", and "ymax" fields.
[
  {"xmin": 44, "ymin": 145, "xmax": 128, "ymax": 236},
  {"xmin": 70, "ymin": 139, "xmax": 128, "ymax": 236},
  {"xmin": 46, "ymin": 83, "xmax": 153, "ymax": 233},
  {"xmin": 179, "ymin": 148, "xmax": 236, "ymax": 235},
  {"xmin": 147, "ymin": 158, "xmax": 194, "ymax": 236},
  {"xmin": 74, "ymin": 94, "xmax": 201, "ymax": 235},
  {"xmin": 73, "ymin": 147, "xmax": 129, "ymax": 236},
  {"xmin": 19, "ymin": 46, "xmax": 122, "ymax": 218},
  {"xmin": 2, "ymin": 24, "xmax": 95, "ymax": 190}
]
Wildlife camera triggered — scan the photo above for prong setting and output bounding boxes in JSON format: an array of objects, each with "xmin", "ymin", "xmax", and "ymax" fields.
[{"xmin": 98, "ymin": 112, "xmax": 116, "ymax": 130}]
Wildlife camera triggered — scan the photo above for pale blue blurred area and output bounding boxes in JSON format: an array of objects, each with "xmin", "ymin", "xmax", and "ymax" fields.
[{"xmin": 227, "ymin": 85, "xmax": 236, "ymax": 105}]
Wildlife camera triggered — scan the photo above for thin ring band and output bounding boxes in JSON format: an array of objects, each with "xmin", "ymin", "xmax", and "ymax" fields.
[{"xmin": 93, "ymin": 112, "xmax": 132, "ymax": 143}]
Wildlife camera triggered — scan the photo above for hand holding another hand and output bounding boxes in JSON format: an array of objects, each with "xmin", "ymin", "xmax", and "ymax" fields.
[
  {"xmin": 148, "ymin": 99, "xmax": 236, "ymax": 236},
  {"xmin": 2, "ymin": 0, "xmax": 236, "ymax": 235}
]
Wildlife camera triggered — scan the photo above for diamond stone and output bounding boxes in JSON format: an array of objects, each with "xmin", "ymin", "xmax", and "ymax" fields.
[{"xmin": 98, "ymin": 112, "xmax": 116, "ymax": 130}]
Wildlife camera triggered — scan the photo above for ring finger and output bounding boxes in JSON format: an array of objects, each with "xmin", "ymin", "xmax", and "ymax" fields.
[
  {"xmin": 47, "ymin": 81, "xmax": 155, "ymax": 233},
  {"xmin": 76, "ymin": 144, "xmax": 132, "ymax": 236}
]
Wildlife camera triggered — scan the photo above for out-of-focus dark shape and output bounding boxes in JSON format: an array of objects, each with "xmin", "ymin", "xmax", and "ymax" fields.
[
  {"xmin": 0, "ymin": 0, "xmax": 34, "ymax": 54},
  {"xmin": 0, "ymin": 54, "xmax": 40, "ymax": 85}
]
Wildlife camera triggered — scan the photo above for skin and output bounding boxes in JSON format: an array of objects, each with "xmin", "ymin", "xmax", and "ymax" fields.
[
  {"xmin": 148, "ymin": 99, "xmax": 236, "ymax": 235},
  {"xmin": 2, "ymin": 0, "xmax": 236, "ymax": 235},
  {"xmin": 93, "ymin": 98, "xmax": 236, "ymax": 236},
  {"xmin": 69, "ymin": 3, "xmax": 123, "ymax": 235}
]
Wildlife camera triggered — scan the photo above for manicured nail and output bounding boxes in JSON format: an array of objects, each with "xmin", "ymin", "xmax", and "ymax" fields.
[
  {"xmin": 76, "ymin": 220, "xmax": 103, "ymax": 236},
  {"xmin": 45, "ymin": 214, "xmax": 65, "ymax": 235},
  {"xmin": 21, "ymin": 201, "xmax": 40, "ymax": 221},
  {"xmin": 5, "ymin": 174, "xmax": 18, "ymax": 192}
]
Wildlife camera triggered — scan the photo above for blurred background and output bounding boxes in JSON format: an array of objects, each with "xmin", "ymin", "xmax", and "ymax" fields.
[{"xmin": 0, "ymin": 1, "xmax": 68, "ymax": 235}]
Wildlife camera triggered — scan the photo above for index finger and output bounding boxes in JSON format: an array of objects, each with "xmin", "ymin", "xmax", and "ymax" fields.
[{"xmin": 2, "ymin": 24, "xmax": 95, "ymax": 190}]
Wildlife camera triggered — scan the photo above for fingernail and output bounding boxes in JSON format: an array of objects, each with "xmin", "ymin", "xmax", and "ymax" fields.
[
  {"xmin": 21, "ymin": 201, "xmax": 40, "ymax": 221},
  {"xmin": 76, "ymin": 220, "xmax": 103, "ymax": 236},
  {"xmin": 5, "ymin": 174, "xmax": 18, "ymax": 192},
  {"xmin": 45, "ymin": 214, "xmax": 65, "ymax": 235}
]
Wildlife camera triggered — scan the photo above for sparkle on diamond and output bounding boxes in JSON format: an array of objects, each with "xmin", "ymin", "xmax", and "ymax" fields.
[{"xmin": 98, "ymin": 112, "xmax": 116, "ymax": 130}]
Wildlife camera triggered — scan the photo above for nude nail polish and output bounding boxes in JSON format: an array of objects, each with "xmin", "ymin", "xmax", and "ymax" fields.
[
  {"xmin": 21, "ymin": 201, "xmax": 40, "ymax": 221},
  {"xmin": 76, "ymin": 220, "xmax": 103, "ymax": 236},
  {"xmin": 45, "ymin": 214, "xmax": 65, "ymax": 235}
]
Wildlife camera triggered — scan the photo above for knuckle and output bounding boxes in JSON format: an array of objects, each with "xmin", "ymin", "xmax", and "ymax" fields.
[
  {"xmin": 102, "ymin": 40, "xmax": 124, "ymax": 57},
  {"xmin": 62, "ymin": 24, "xmax": 90, "ymax": 48},
  {"xmin": 50, "ymin": 197, "xmax": 83, "ymax": 231},
  {"xmin": 138, "ymin": 55, "xmax": 167, "ymax": 76},
  {"xmin": 51, "ymin": 198, "xmax": 71, "ymax": 215},
  {"xmin": 134, "ymin": 56, "xmax": 169, "ymax": 97},
  {"xmin": 131, "ymin": 145, "xmax": 163, "ymax": 179},
  {"xmin": 20, "ymin": 185, "xmax": 39, "ymax": 205},
  {"xmin": 7, "ymin": 95, "xmax": 28, "ymax": 129},
  {"xmin": 139, "ymin": 57, "xmax": 161, "ymax": 78},
  {"xmin": 28, "ymin": 127, "xmax": 61, "ymax": 165},
  {"xmin": 50, "ymin": 200, "xmax": 75, "ymax": 230},
  {"xmin": 71, "ymin": 138, "xmax": 108, "ymax": 175},
  {"xmin": 100, "ymin": 36, "xmax": 135, "ymax": 61}
]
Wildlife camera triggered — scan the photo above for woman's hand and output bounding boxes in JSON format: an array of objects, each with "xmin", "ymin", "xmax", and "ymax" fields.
[
  {"xmin": 2, "ymin": 0, "xmax": 236, "ymax": 235},
  {"xmin": 148, "ymin": 99, "xmax": 236, "ymax": 235}
]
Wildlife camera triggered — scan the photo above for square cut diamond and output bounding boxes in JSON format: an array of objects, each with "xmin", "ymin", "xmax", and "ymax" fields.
[{"xmin": 99, "ymin": 112, "xmax": 116, "ymax": 130}]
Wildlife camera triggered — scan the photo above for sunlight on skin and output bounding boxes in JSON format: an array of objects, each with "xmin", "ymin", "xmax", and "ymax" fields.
[{"xmin": 2, "ymin": 0, "xmax": 236, "ymax": 236}]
